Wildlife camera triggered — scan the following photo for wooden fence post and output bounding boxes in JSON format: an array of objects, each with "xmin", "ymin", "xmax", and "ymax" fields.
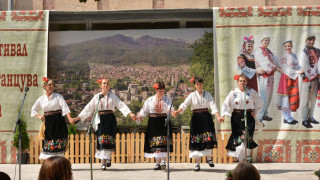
[{"xmin": 28, "ymin": 132, "xmax": 233, "ymax": 164}]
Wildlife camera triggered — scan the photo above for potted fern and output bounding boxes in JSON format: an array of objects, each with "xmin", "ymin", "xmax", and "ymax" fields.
[{"xmin": 13, "ymin": 113, "xmax": 30, "ymax": 164}]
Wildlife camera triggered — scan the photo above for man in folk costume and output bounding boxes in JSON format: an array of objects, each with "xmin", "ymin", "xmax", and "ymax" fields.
[
  {"xmin": 254, "ymin": 35, "xmax": 280, "ymax": 122},
  {"xmin": 299, "ymin": 34, "xmax": 319, "ymax": 128},
  {"xmin": 237, "ymin": 36, "xmax": 264, "ymax": 92}
]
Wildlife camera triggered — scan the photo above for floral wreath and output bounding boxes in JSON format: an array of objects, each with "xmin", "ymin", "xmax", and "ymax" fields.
[
  {"xmin": 97, "ymin": 79, "xmax": 102, "ymax": 84},
  {"xmin": 243, "ymin": 35, "xmax": 254, "ymax": 42},
  {"xmin": 190, "ymin": 77, "xmax": 195, "ymax": 84},
  {"xmin": 153, "ymin": 83, "xmax": 159, "ymax": 90},
  {"xmin": 233, "ymin": 74, "xmax": 240, "ymax": 81},
  {"xmin": 42, "ymin": 77, "xmax": 49, "ymax": 84}
]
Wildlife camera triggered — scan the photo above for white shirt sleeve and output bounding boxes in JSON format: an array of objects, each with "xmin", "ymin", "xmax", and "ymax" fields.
[
  {"xmin": 138, "ymin": 98, "xmax": 150, "ymax": 118},
  {"xmin": 31, "ymin": 97, "xmax": 41, "ymax": 117},
  {"xmin": 178, "ymin": 93, "xmax": 193, "ymax": 113},
  {"xmin": 78, "ymin": 94, "xmax": 97, "ymax": 121},
  {"xmin": 254, "ymin": 49, "xmax": 277, "ymax": 74},
  {"xmin": 241, "ymin": 66, "xmax": 256, "ymax": 79},
  {"xmin": 221, "ymin": 91, "xmax": 233, "ymax": 117},
  {"xmin": 58, "ymin": 95, "xmax": 71, "ymax": 116},
  {"xmin": 206, "ymin": 92, "xmax": 218, "ymax": 115},
  {"xmin": 299, "ymin": 51, "xmax": 317, "ymax": 80},
  {"xmin": 112, "ymin": 94, "xmax": 131, "ymax": 117}
]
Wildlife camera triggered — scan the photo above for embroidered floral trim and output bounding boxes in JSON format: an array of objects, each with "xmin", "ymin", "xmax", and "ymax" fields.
[
  {"xmin": 43, "ymin": 139, "xmax": 68, "ymax": 152},
  {"xmin": 233, "ymin": 130, "xmax": 253, "ymax": 145},
  {"xmin": 150, "ymin": 136, "xmax": 172, "ymax": 147},
  {"xmin": 98, "ymin": 134, "xmax": 114, "ymax": 145},
  {"xmin": 190, "ymin": 132, "xmax": 216, "ymax": 144}
]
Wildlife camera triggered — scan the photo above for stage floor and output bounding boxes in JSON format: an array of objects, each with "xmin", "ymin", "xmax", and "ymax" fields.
[{"xmin": 1, "ymin": 163, "xmax": 319, "ymax": 180}]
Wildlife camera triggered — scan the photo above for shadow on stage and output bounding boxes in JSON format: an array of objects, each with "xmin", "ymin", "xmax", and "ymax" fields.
[
  {"xmin": 72, "ymin": 168, "xmax": 228, "ymax": 173},
  {"xmin": 72, "ymin": 168, "xmax": 315, "ymax": 174},
  {"xmin": 258, "ymin": 169, "xmax": 314, "ymax": 174}
]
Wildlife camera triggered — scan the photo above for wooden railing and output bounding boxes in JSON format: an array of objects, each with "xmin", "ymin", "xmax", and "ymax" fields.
[{"xmin": 29, "ymin": 133, "xmax": 233, "ymax": 164}]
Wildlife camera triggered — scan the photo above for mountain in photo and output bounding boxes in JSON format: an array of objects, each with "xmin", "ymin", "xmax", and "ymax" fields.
[{"xmin": 49, "ymin": 34, "xmax": 193, "ymax": 70}]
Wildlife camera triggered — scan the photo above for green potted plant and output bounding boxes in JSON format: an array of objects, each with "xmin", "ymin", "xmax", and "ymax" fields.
[
  {"xmin": 13, "ymin": 113, "xmax": 30, "ymax": 164},
  {"xmin": 314, "ymin": 169, "xmax": 320, "ymax": 180}
]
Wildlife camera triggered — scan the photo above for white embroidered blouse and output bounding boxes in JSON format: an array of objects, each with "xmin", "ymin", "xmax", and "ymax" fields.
[
  {"xmin": 31, "ymin": 92, "xmax": 70, "ymax": 117},
  {"xmin": 138, "ymin": 95, "xmax": 174, "ymax": 118},
  {"xmin": 221, "ymin": 88, "xmax": 263, "ymax": 117},
  {"xmin": 78, "ymin": 92, "xmax": 131, "ymax": 120},
  {"xmin": 178, "ymin": 90, "xmax": 218, "ymax": 115},
  {"xmin": 78, "ymin": 92, "xmax": 131, "ymax": 131}
]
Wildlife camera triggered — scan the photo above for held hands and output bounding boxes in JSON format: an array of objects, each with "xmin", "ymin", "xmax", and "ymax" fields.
[
  {"xmin": 135, "ymin": 113, "xmax": 143, "ymax": 124},
  {"xmin": 276, "ymin": 67, "xmax": 282, "ymax": 74},
  {"xmin": 256, "ymin": 68, "xmax": 265, "ymax": 75},
  {"xmin": 172, "ymin": 111, "xmax": 177, "ymax": 118},
  {"xmin": 251, "ymin": 112, "xmax": 256, "ymax": 117},
  {"xmin": 173, "ymin": 108, "xmax": 182, "ymax": 117},
  {"xmin": 71, "ymin": 117, "xmax": 81, "ymax": 125},
  {"xmin": 129, "ymin": 113, "xmax": 137, "ymax": 121},
  {"xmin": 218, "ymin": 116, "xmax": 225, "ymax": 124}
]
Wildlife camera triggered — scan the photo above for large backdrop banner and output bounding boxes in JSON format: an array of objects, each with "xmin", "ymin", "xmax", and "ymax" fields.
[
  {"xmin": 0, "ymin": 11, "xmax": 48, "ymax": 163},
  {"xmin": 214, "ymin": 6, "xmax": 320, "ymax": 162}
]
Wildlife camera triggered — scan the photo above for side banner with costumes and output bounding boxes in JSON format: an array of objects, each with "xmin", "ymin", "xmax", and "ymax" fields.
[
  {"xmin": 0, "ymin": 11, "xmax": 48, "ymax": 163},
  {"xmin": 214, "ymin": 6, "xmax": 320, "ymax": 162}
]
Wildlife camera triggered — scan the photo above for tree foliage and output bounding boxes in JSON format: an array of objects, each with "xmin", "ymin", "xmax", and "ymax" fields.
[{"xmin": 189, "ymin": 32, "xmax": 214, "ymax": 95}]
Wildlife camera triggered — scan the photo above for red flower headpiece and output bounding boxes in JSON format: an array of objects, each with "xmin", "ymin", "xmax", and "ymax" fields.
[
  {"xmin": 97, "ymin": 79, "xmax": 102, "ymax": 84},
  {"xmin": 233, "ymin": 74, "xmax": 240, "ymax": 81},
  {"xmin": 42, "ymin": 77, "xmax": 49, "ymax": 84},
  {"xmin": 190, "ymin": 77, "xmax": 195, "ymax": 84},
  {"xmin": 153, "ymin": 83, "xmax": 159, "ymax": 90}
]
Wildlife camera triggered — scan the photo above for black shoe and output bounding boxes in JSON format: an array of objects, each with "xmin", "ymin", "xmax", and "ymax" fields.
[
  {"xmin": 302, "ymin": 120, "xmax": 313, "ymax": 128},
  {"xmin": 154, "ymin": 164, "xmax": 161, "ymax": 170},
  {"xmin": 207, "ymin": 160, "xmax": 215, "ymax": 167},
  {"xmin": 262, "ymin": 115, "xmax": 272, "ymax": 121},
  {"xmin": 309, "ymin": 117, "xmax": 319, "ymax": 124},
  {"xmin": 289, "ymin": 118, "xmax": 298, "ymax": 124},
  {"xmin": 194, "ymin": 165, "xmax": 200, "ymax": 171},
  {"xmin": 160, "ymin": 162, "xmax": 166, "ymax": 170},
  {"xmin": 106, "ymin": 162, "xmax": 111, "ymax": 167},
  {"xmin": 101, "ymin": 164, "xmax": 106, "ymax": 171},
  {"xmin": 284, "ymin": 119, "xmax": 296, "ymax": 125}
]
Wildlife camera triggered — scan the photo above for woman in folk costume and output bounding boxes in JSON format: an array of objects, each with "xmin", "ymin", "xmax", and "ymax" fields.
[
  {"xmin": 237, "ymin": 36, "xmax": 261, "ymax": 92},
  {"xmin": 220, "ymin": 74, "xmax": 263, "ymax": 162},
  {"xmin": 31, "ymin": 77, "xmax": 74, "ymax": 160},
  {"xmin": 277, "ymin": 40, "xmax": 302, "ymax": 125},
  {"xmin": 137, "ymin": 81, "xmax": 176, "ymax": 170},
  {"xmin": 175, "ymin": 77, "xmax": 220, "ymax": 171},
  {"xmin": 74, "ymin": 78, "xmax": 136, "ymax": 170}
]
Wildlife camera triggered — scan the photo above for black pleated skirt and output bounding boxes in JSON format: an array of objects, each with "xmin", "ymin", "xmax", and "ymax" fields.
[
  {"xmin": 144, "ymin": 114, "xmax": 173, "ymax": 153},
  {"xmin": 225, "ymin": 111, "xmax": 258, "ymax": 151},
  {"xmin": 43, "ymin": 113, "xmax": 68, "ymax": 153},
  {"xmin": 96, "ymin": 113, "xmax": 117, "ymax": 150},
  {"xmin": 189, "ymin": 111, "xmax": 217, "ymax": 151}
]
